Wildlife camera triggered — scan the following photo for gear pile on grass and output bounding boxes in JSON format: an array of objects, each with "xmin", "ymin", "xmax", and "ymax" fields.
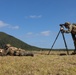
[{"xmin": 0, "ymin": 44, "xmax": 34, "ymax": 57}]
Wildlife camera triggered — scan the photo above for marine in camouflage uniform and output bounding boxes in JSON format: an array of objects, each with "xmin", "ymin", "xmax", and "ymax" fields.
[
  {"xmin": 5, "ymin": 44, "xmax": 34, "ymax": 56},
  {"xmin": 61, "ymin": 22, "xmax": 76, "ymax": 53}
]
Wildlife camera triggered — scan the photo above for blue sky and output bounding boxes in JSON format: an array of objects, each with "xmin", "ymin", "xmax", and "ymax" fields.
[{"xmin": 0, "ymin": 0, "xmax": 76, "ymax": 49}]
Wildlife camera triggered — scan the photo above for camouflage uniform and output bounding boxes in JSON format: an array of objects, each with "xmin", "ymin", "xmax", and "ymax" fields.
[{"xmin": 63, "ymin": 22, "xmax": 76, "ymax": 52}]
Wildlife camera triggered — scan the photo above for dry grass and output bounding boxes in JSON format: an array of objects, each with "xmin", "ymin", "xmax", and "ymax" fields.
[{"xmin": 0, "ymin": 51, "xmax": 76, "ymax": 75}]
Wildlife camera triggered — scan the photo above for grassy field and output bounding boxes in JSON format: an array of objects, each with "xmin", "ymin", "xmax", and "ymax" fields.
[{"xmin": 0, "ymin": 51, "xmax": 76, "ymax": 75}]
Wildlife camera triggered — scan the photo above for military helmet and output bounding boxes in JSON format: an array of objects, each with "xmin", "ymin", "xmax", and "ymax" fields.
[
  {"xmin": 5, "ymin": 44, "xmax": 11, "ymax": 47},
  {"xmin": 64, "ymin": 22, "xmax": 70, "ymax": 26}
]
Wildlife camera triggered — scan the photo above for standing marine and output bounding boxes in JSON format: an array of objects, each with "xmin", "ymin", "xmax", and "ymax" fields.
[{"xmin": 60, "ymin": 22, "xmax": 76, "ymax": 54}]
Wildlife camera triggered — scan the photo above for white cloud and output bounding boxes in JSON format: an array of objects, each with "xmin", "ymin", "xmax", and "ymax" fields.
[
  {"xmin": 40, "ymin": 31, "xmax": 51, "ymax": 36},
  {"xmin": 25, "ymin": 32, "xmax": 34, "ymax": 38},
  {"xmin": 8, "ymin": 25, "xmax": 19, "ymax": 29},
  {"xmin": 25, "ymin": 30, "xmax": 51, "ymax": 38},
  {"xmin": 27, "ymin": 32, "xmax": 33, "ymax": 35},
  {"xmin": 0, "ymin": 20, "xmax": 19, "ymax": 29},
  {"xmin": 0, "ymin": 20, "xmax": 9, "ymax": 28},
  {"xmin": 25, "ymin": 15, "xmax": 42, "ymax": 19}
]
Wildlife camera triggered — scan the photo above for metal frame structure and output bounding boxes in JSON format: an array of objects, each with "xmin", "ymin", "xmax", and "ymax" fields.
[{"xmin": 48, "ymin": 25, "xmax": 69, "ymax": 55}]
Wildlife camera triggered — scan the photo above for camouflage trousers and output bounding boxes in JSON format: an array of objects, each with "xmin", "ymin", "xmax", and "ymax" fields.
[{"xmin": 71, "ymin": 33, "xmax": 76, "ymax": 52}]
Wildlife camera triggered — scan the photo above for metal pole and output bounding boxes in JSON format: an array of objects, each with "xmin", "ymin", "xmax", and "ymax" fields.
[
  {"xmin": 48, "ymin": 30, "xmax": 61, "ymax": 55},
  {"xmin": 61, "ymin": 32, "xmax": 69, "ymax": 55}
]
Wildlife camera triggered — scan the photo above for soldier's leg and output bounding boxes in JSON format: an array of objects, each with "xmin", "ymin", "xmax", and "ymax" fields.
[
  {"xmin": 74, "ymin": 35, "xmax": 76, "ymax": 52},
  {"xmin": 71, "ymin": 33, "xmax": 76, "ymax": 52}
]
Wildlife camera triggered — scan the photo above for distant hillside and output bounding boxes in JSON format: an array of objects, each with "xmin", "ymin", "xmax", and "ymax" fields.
[{"xmin": 0, "ymin": 32, "xmax": 40, "ymax": 50}]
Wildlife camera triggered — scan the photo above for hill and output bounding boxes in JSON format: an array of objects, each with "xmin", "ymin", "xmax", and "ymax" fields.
[{"xmin": 0, "ymin": 32, "xmax": 40, "ymax": 50}]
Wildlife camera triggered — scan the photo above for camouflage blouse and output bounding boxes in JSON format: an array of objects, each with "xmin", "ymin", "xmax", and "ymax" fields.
[{"xmin": 64, "ymin": 24, "xmax": 76, "ymax": 34}]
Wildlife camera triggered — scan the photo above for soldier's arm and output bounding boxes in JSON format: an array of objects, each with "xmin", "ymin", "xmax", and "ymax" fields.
[{"xmin": 64, "ymin": 25, "xmax": 72, "ymax": 33}]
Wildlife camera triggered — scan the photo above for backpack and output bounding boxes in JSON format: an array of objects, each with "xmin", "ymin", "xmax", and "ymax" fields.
[
  {"xmin": 71, "ymin": 23, "xmax": 76, "ymax": 34},
  {"xmin": 72, "ymin": 23, "xmax": 76, "ymax": 25}
]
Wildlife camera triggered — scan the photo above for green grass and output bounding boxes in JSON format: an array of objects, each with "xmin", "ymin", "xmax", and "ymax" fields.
[{"xmin": 0, "ymin": 51, "xmax": 76, "ymax": 75}]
